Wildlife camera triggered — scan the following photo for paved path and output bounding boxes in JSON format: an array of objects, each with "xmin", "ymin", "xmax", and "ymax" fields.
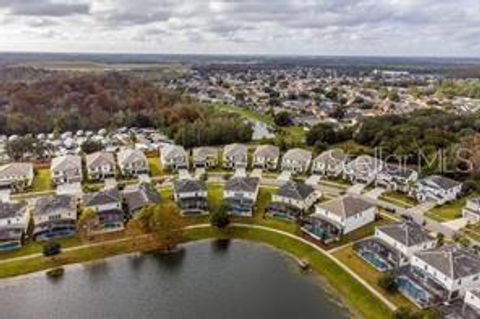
[
  {"xmin": 305, "ymin": 174, "xmax": 321, "ymax": 186},
  {"xmin": 347, "ymin": 183, "xmax": 367, "ymax": 195},
  {"xmin": 442, "ymin": 218, "xmax": 469, "ymax": 231},
  {"xmin": 364, "ymin": 187, "xmax": 386, "ymax": 200}
]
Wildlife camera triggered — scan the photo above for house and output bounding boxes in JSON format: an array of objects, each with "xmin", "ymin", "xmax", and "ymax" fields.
[
  {"xmin": 123, "ymin": 183, "xmax": 161, "ymax": 216},
  {"xmin": 463, "ymin": 198, "xmax": 480, "ymax": 222},
  {"xmin": 32, "ymin": 195, "xmax": 77, "ymax": 241},
  {"xmin": 224, "ymin": 177, "xmax": 260, "ymax": 216},
  {"xmin": 343, "ymin": 155, "xmax": 384, "ymax": 184},
  {"xmin": 173, "ymin": 179, "xmax": 208, "ymax": 214},
  {"xmin": 83, "ymin": 187, "xmax": 124, "ymax": 232},
  {"xmin": 267, "ymin": 181, "xmax": 320, "ymax": 220},
  {"xmin": 281, "ymin": 148, "xmax": 312, "ymax": 174},
  {"xmin": 376, "ymin": 164, "xmax": 418, "ymax": 193},
  {"xmin": 0, "ymin": 201, "xmax": 29, "ymax": 250},
  {"xmin": 51, "ymin": 155, "xmax": 83, "ymax": 185},
  {"xmin": 253, "ymin": 145, "xmax": 280, "ymax": 170},
  {"xmin": 399, "ymin": 245, "xmax": 480, "ymax": 307},
  {"xmin": 86, "ymin": 151, "xmax": 116, "ymax": 181},
  {"xmin": 303, "ymin": 195, "xmax": 376, "ymax": 243},
  {"xmin": 462, "ymin": 289, "xmax": 480, "ymax": 318},
  {"xmin": 161, "ymin": 145, "xmax": 189, "ymax": 170},
  {"xmin": 223, "ymin": 143, "xmax": 248, "ymax": 169},
  {"xmin": 415, "ymin": 175, "xmax": 463, "ymax": 205},
  {"xmin": 312, "ymin": 149, "xmax": 347, "ymax": 177},
  {"xmin": 354, "ymin": 222, "xmax": 436, "ymax": 271},
  {"xmin": 192, "ymin": 147, "xmax": 218, "ymax": 168},
  {"xmin": 117, "ymin": 148, "xmax": 149, "ymax": 177},
  {"xmin": 0, "ymin": 163, "xmax": 34, "ymax": 192}
]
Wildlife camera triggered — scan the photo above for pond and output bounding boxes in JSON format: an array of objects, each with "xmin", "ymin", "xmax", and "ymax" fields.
[{"xmin": 0, "ymin": 240, "xmax": 351, "ymax": 319}]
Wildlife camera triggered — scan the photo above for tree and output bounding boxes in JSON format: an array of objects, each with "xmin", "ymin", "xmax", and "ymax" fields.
[
  {"xmin": 306, "ymin": 123, "xmax": 336, "ymax": 146},
  {"xmin": 78, "ymin": 208, "xmax": 98, "ymax": 240},
  {"xmin": 136, "ymin": 204, "xmax": 185, "ymax": 251},
  {"xmin": 81, "ymin": 139, "xmax": 103, "ymax": 154},
  {"xmin": 378, "ymin": 272, "xmax": 398, "ymax": 294},
  {"xmin": 43, "ymin": 242, "xmax": 61, "ymax": 257},
  {"xmin": 274, "ymin": 112, "xmax": 292, "ymax": 127},
  {"xmin": 210, "ymin": 204, "xmax": 231, "ymax": 229}
]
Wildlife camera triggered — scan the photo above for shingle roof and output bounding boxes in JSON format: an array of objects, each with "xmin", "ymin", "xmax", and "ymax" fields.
[
  {"xmin": 34, "ymin": 195, "xmax": 76, "ymax": 216},
  {"xmin": 51, "ymin": 155, "xmax": 82, "ymax": 171},
  {"xmin": 117, "ymin": 149, "xmax": 147, "ymax": 166},
  {"xmin": 225, "ymin": 177, "xmax": 259, "ymax": 193},
  {"xmin": 254, "ymin": 145, "xmax": 280, "ymax": 159},
  {"xmin": 0, "ymin": 201, "xmax": 27, "ymax": 219},
  {"xmin": 224, "ymin": 143, "xmax": 248, "ymax": 158},
  {"xmin": 283, "ymin": 148, "xmax": 312, "ymax": 162},
  {"xmin": 380, "ymin": 163, "xmax": 416, "ymax": 179},
  {"xmin": 193, "ymin": 147, "xmax": 218, "ymax": 160},
  {"xmin": 415, "ymin": 244, "xmax": 480, "ymax": 279},
  {"xmin": 174, "ymin": 179, "xmax": 207, "ymax": 194},
  {"xmin": 0, "ymin": 163, "xmax": 33, "ymax": 178},
  {"xmin": 86, "ymin": 152, "xmax": 115, "ymax": 169},
  {"xmin": 123, "ymin": 183, "xmax": 161, "ymax": 213},
  {"xmin": 420, "ymin": 175, "xmax": 462, "ymax": 191},
  {"xmin": 84, "ymin": 187, "xmax": 121, "ymax": 207},
  {"xmin": 162, "ymin": 145, "xmax": 187, "ymax": 159},
  {"xmin": 346, "ymin": 155, "xmax": 383, "ymax": 174},
  {"xmin": 317, "ymin": 195, "xmax": 374, "ymax": 218},
  {"xmin": 314, "ymin": 149, "xmax": 346, "ymax": 166},
  {"xmin": 277, "ymin": 181, "xmax": 315, "ymax": 201},
  {"xmin": 378, "ymin": 222, "xmax": 435, "ymax": 247}
]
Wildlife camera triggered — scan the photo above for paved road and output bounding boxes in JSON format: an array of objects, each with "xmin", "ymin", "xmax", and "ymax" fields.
[{"xmin": 364, "ymin": 187, "xmax": 386, "ymax": 200}]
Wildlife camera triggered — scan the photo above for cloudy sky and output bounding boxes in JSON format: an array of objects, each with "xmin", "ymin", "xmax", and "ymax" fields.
[{"xmin": 0, "ymin": 0, "xmax": 479, "ymax": 56}]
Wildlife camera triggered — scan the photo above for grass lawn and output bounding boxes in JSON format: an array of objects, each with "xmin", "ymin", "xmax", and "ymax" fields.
[
  {"xmin": 379, "ymin": 191, "xmax": 417, "ymax": 208},
  {"xmin": 0, "ymin": 236, "xmax": 82, "ymax": 261},
  {"xmin": 462, "ymin": 223, "xmax": 480, "ymax": 242},
  {"xmin": 158, "ymin": 187, "xmax": 175, "ymax": 208},
  {"xmin": 185, "ymin": 226, "xmax": 394, "ymax": 319},
  {"xmin": 425, "ymin": 193, "xmax": 478, "ymax": 222},
  {"xmin": 333, "ymin": 246, "xmax": 415, "ymax": 310},
  {"xmin": 210, "ymin": 103, "xmax": 275, "ymax": 126},
  {"xmin": 148, "ymin": 156, "xmax": 163, "ymax": 177},
  {"xmin": 280, "ymin": 126, "xmax": 307, "ymax": 145},
  {"xmin": 32, "ymin": 168, "xmax": 53, "ymax": 192},
  {"xmin": 207, "ymin": 183, "xmax": 224, "ymax": 211}
]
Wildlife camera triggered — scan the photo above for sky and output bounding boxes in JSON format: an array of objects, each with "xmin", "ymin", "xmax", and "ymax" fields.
[{"xmin": 0, "ymin": 0, "xmax": 479, "ymax": 57}]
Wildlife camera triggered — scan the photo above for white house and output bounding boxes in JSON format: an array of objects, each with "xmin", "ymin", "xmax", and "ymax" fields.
[
  {"xmin": 173, "ymin": 179, "xmax": 208, "ymax": 214},
  {"xmin": 0, "ymin": 163, "xmax": 34, "ymax": 191},
  {"xmin": 0, "ymin": 201, "xmax": 29, "ymax": 250},
  {"xmin": 463, "ymin": 289, "xmax": 480, "ymax": 318},
  {"xmin": 312, "ymin": 149, "xmax": 347, "ymax": 177},
  {"xmin": 463, "ymin": 198, "xmax": 480, "ymax": 223},
  {"xmin": 375, "ymin": 164, "xmax": 418, "ymax": 193},
  {"xmin": 281, "ymin": 148, "xmax": 312, "ymax": 174},
  {"xmin": 51, "ymin": 155, "xmax": 83, "ymax": 185},
  {"xmin": 83, "ymin": 187, "xmax": 124, "ymax": 232},
  {"xmin": 117, "ymin": 148, "xmax": 149, "ymax": 177},
  {"xmin": 267, "ymin": 181, "xmax": 320, "ymax": 220},
  {"xmin": 123, "ymin": 183, "xmax": 161, "ymax": 216},
  {"xmin": 192, "ymin": 147, "xmax": 218, "ymax": 168},
  {"xmin": 224, "ymin": 177, "xmax": 259, "ymax": 216},
  {"xmin": 32, "ymin": 195, "xmax": 77, "ymax": 241},
  {"xmin": 161, "ymin": 145, "xmax": 189, "ymax": 170},
  {"xmin": 415, "ymin": 175, "xmax": 463, "ymax": 205},
  {"xmin": 343, "ymin": 155, "xmax": 384, "ymax": 184},
  {"xmin": 253, "ymin": 145, "xmax": 280, "ymax": 170},
  {"xmin": 223, "ymin": 144, "xmax": 248, "ymax": 169},
  {"xmin": 86, "ymin": 151, "xmax": 116, "ymax": 181},
  {"xmin": 303, "ymin": 195, "xmax": 376, "ymax": 242}
]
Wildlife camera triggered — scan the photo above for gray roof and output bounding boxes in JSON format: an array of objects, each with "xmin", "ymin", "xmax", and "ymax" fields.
[
  {"xmin": 282, "ymin": 148, "xmax": 312, "ymax": 162},
  {"xmin": 314, "ymin": 149, "xmax": 346, "ymax": 166},
  {"xmin": 0, "ymin": 201, "xmax": 27, "ymax": 219},
  {"xmin": 33, "ymin": 195, "xmax": 76, "ymax": 216},
  {"xmin": 193, "ymin": 147, "xmax": 218, "ymax": 160},
  {"xmin": 378, "ymin": 222, "xmax": 435, "ymax": 247},
  {"xmin": 0, "ymin": 163, "xmax": 33, "ymax": 178},
  {"xmin": 415, "ymin": 245, "xmax": 480, "ymax": 279},
  {"xmin": 162, "ymin": 145, "xmax": 187, "ymax": 160},
  {"xmin": 224, "ymin": 143, "xmax": 248, "ymax": 158},
  {"xmin": 117, "ymin": 148, "xmax": 147, "ymax": 166},
  {"xmin": 346, "ymin": 155, "xmax": 383, "ymax": 174},
  {"xmin": 380, "ymin": 164, "xmax": 416, "ymax": 179},
  {"xmin": 317, "ymin": 195, "xmax": 375, "ymax": 218},
  {"xmin": 51, "ymin": 155, "xmax": 82, "ymax": 171},
  {"xmin": 123, "ymin": 183, "xmax": 161, "ymax": 213},
  {"xmin": 254, "ymin": 145, "xmax": 280, "ymax": 159},
  {"xmin": 420, "ymin": 175, "xmax": 462, "ymax": 191},
  {"xmin": 174, "ymin": 179, "xmax": 207, "ymax": 194},
  {"xmin": 277, "ymin": 181, "xmax": 315, "ymax": 201},
  {"xmin": 84, "ymin": 187, "xmax": 121, "ymax": 207},
  {"xmin": 225, "ymin": 177, "xmax": 259, "ymax": 193},
  {"xmin": 86, "ymin": 152, "xmax": 115, "ymax": 169}
]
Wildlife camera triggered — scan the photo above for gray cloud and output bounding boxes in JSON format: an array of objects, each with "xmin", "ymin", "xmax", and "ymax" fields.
[{"xmin": 0, "ymin": 0, "xmax": 90, "ymax": 17}]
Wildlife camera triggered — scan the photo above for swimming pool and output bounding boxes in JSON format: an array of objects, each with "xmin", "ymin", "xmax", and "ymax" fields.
[
  {"xmin": 396, "ymin": 276, "xmax": 430, "ymax": 307},
  {"xmin": 358, "ymin": 250, "xmax": 391, "ymax": 272}
]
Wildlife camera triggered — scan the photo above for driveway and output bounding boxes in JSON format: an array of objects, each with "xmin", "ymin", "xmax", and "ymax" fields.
[
  {"xmin": 56, "ymin": 182, "xmax": 83, "ymax": 197},
  {"xmin": 105, "ymin": 178, "xmax": 118, "ymax": 188},
  {"xmin": 406, "ymin": 201, "xmax": 436, "ymax": 216},
  {"xmin": 250, "ymin": 168, "xmax": 263, "ymax": 178},
  {"xmin": 347, "ymin": 183, "xmax": 367, "ymax": 195},
  {"xmin": 442, "ymin": 218, "xmax": 469, "ymax": 231},
  {"xmin": 277, "ymin": 171, "xmax": 292, "ymax": 183},
  {"xmin": 305, "ymin": 174, "xmax": 321, "ymax": 186},
  {"xmin": 178, "ymin": 169, "xmax": 191, "ymax": 180},
  {"xmin": 0, "ymin": 189, "xmax": 11, "ymax": 202},
  {"xmin": 194, "ymin": 168, "xmax": 205, "ymax": 179},
  {"xmin": 364, "ymin": 187, "xmax": 386, "ymax": 200},
  {"xmin": 234, "ymin": 168, "xmax": 247, "ymax": 177}
]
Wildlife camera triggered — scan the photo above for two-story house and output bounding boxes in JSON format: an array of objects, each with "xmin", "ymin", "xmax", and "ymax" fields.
[
  {"xmin": 0, "ymin": 163, "xmax": 34, "ymax": 192},
  {"xmin": 117, "ymin": 149, "xmax": 149, "ymax": 177},
  {"xmin": 83, "ymin": 187, "xmax": 124, "ymax": 232},
  {"xmin": 161, "ymin": 145, "xmax": 189, "ymax": 170},
  {"xmin": 267, "ymin": 181, "xmax": 320, "ymax": 220},
  {"xmin": 415, "ymin": 175, "xmax": 463, "ymax": 205},
  {"xmin": 51, "ymin": 155, "xmax": 83, "ymax": 185},
  {"xmin": 463, "ymin": 198, "xmax": 480, "ymax": 222},
  {"xmin": 281, "ymin": 148, "xmax": 312, "ymax": 174},
  {"xmin": 223, "ymin": 144, "xmax": 248, "ymax": 169},
  {"xmin": 224, "ymin": 177, "xmax": 260, "ymax": 216},
  {"xmin": 253, "ymin": 145, "xmax": 280, "ymax": 170},
  {"xmin": 0, "ymin": 201, "xmax": 29, "ymax": 250},
  {"xmin": 123, "ymin": 183, "xmax": 161, "ymax": 216},
  {"xmin": 173, "ymin": 178, "xmax": 208, "ymax": 214},
  {"xmin": 343, "ymin": 155, "xmax": 384, "ymax": 185},
  {"xmin": 311, "ymin": 149, "xmax": 347, "ymax": 177},
  {"xmin": 32, "ymin": 195, "xmax": 77, "ymax": 241},
  {"xmin": 376, "ymin": 164, "xmax": 418, "ymax": 193},
  {"xmin": 192, "ymin": 147, "xmax": 218, "ymax": 168},
  {"xmin": 86, "ymin": 151, "xmax": 116, "ymax": 181}
]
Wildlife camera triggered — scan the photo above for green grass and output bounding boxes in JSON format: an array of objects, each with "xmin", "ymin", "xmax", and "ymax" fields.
[
  {"xmin": 280, "ymin": 126, "xmax": 307, "ymax": 145},
  {"xmin": 463, "ymin": 223, "xmax": 480, "ymax": 242},
  {"xmin": 32, "ymin": 168, "xmax": 52, "ymax": 192},
  {"xmin": 148, "ymin": 156, "xmax": 163, "ymax": 177},
  {"xmin": 379, "ymin": 191, "xmax": 417, "ymax": 208},
  {"xmin": 210, "ymin": 103, "xmax": 275, "ymax": 126},
  {"xmin": 425, "ymin": 193, "xmax": 478, "ymax": 222},
  {"xmin": 333, "ymin": 246, "xmax": 415, "ymax": 310},
  {"xmin": 0, "ymin": 236, "xmax": 82, "ymax": 261},
  {"xmin": 207, "ymin": 183, "xmax": 224, "ymax": 211},
  {"xmin": 185, "ymin": 226, "xmax": 394, "ymax": 319}
]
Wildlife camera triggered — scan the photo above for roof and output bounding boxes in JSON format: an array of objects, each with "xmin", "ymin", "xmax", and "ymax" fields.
[
  {"xmin": 51, "ymin": 155, "xmax": 82, "ymax": 172},
  {"xmin": 33, "ymin": 195, "xmax": 76, "ymax": 216},
  {"xmin": 283, "ymin": 148, "xmax": 312, "ymax": 162},
  {"xmin": 0, "ymin": 201, "xmax": 27, "ymax": 219},
  {"xmin": 223, "ymin": 143, "xmax": 248, "ymax": 158},
  {"xmin": 117, "ymin": 148, "xmax": 147, "ymax": 166},
  {"xmin": 174, "ymin": 179, "xmax": 207, "ymax": 194},
  {"xmin": 317, "ymin": 195, "xmax": 375, "ymax": 218},
  {"xmin": 346, "ymin": 155, "xmax": 383, "ymax": 174},
  {"xmin": 86, "ymin": 152, "xmax": 115, "ymax": 169},
  {"xmin": 254, "ymin": 145, "xmax": 280, "ymax": 159},
  {"xmin": 415, "ymin": 245, "xmax": 480, "ymax": 279},
  {"xmin": 314, "ymin": 149, "xmax": 346, "ymax": 166},
  {"xmin": 225, "ymin": 177, "xmax": 259, "ymax": 193},
  {"xmin": 0, "ymin": 163, "xmax": 33, "ymax": 178},
  {"xmin": 380, "ymin": 163, "xmax": 416, "ymax": 179},
  {"xmin": 277, "ymin": 181, "xmax": 315, "ymax": 201},
  {"xmin": 420, "ymin": 175, "xmax": 462, "ymax": 191},
  {"xmin": 193, "ymin": 147, "xmax": 218, "ymax": 160},
  {"xmin": 377, "ymin": 222, "xmax": 435, "ymax": 247},
  {"xmin": 162, "ymin": 145, "xmax": 187, "ymax": 160},
  {"xmin": 123, "ymin": 183, "xmax": 161, "ymax": 213},
  {"xmin": 84, "ymin": 187, "xmax": 121, "ymax": 207}
]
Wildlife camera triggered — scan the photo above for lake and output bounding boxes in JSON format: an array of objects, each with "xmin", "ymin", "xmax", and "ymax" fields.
[{"xmin": 0, "ymin": 240, "xmax": 351, "ymax": 319}]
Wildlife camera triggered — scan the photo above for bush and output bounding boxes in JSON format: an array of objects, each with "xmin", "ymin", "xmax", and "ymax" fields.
[
  {"xmin": 378, "ymin": 272, "xmax": 398, "ymax": 294},
  {"xmin": 43, "ymin": 242, "xmax": 61, "ymax": 257},
  {"xmin": 210, "ymin": 205, "xmax": 231, "ymax": 229}
]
